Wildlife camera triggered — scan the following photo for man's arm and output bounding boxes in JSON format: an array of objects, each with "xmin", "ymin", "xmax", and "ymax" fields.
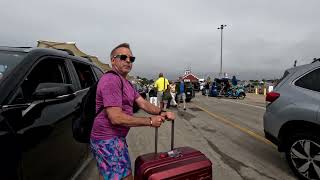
[{"xmin": 106, "ymin": 107, "xmax": 164, "ymax": 127}]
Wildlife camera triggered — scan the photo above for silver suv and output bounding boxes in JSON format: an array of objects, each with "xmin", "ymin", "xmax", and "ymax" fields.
[{"xmin": 264, "ymin": 59, "xmax": 320, "ymax": 180}]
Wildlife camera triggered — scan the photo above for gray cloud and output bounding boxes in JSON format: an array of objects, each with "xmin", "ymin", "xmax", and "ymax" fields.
[{"xmin": 1, "ymin": 0, "xmax": 319, "ymax": 80}]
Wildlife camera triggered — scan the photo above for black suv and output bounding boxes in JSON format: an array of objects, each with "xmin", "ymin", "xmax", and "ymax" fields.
[{"xmin": 0, "ymin": 47, "xmax": 104, "ymax": 180}]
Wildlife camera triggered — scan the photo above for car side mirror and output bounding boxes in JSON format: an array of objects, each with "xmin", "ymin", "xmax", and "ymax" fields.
[{"xmin": 32, "ymin": 83, "xmax": 75, "ymax": 100}]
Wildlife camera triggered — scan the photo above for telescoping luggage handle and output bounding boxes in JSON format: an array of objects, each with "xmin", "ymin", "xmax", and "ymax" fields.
[{"xmin": 155, "ymin": 120, "xmax": 174, "ymax": 154}]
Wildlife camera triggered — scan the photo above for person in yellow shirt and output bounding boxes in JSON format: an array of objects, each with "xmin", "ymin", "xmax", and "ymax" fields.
[{"xmin": 154, "ymin": 73, "xmax": 169, "ymax": 109}]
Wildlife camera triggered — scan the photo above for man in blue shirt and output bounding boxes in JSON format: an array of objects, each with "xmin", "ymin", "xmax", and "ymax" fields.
[{"xmin": 177, "ymin": 77, "xmax": 186, "ymax": 110}]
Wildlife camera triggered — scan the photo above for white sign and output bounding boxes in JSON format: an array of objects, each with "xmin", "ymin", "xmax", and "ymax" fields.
[{"xmin": 268, "ymin": 86, "xmax": 274, "ymax": 92}]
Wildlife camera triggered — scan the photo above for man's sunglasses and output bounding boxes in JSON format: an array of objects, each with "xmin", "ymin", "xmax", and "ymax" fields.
[{"xmin": 113, "ymin": 54, "xmax": 135, "ymax": 63}]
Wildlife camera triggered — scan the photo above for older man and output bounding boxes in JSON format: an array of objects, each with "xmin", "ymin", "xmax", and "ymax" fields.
[{"xmin": 90, "ymin": 43, "xmax": 175, "ymax": 180}]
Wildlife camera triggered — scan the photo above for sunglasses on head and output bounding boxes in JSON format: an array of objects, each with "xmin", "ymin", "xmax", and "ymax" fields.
[{"xmin": 113, "ymin": 54, "xmax": 135, "ymax": 63}]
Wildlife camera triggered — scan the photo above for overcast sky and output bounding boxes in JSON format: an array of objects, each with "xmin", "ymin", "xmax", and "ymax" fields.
[{"xmin": 1, "ymin": 0, "xmax": 319, "ymax": 80}]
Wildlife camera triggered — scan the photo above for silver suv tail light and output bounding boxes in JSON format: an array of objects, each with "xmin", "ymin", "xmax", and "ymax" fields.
[{"xmin": 266, "ymin": 92, "xmax": 280, "ymax": 104}]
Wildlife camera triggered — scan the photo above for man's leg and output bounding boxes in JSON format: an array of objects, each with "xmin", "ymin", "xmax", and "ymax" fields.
[
  {"xmin": 151, "ymin": 97, "xmax": 156, "ymax": 106},
  {"xmin": 182, "ymin": 93, "xmax": 186, "ymax": 110},
  {"xmin": 154, "ymin": 97, "xmax": 158, "ymax": 106},
  {"xmin": 163, "ymin": 100, "xmax": 168, "ymax": 110},
  {"xmin": 176, "ymin": 93, "xmax": 181, "ymax": 108},
  {"xmin": 122, "ymin": 174, "xmax": 133, "ymax": 180},
  {"xmin": 170, "ymin": 92, "xmax": 176, "ymax": 106},
  {"xmin": 157, "ymin": 92, "xmax": 162, "ymax": 108},
  {"xmin": 90, "ymin": 137, "xmax": 132, "ymax": 180}
]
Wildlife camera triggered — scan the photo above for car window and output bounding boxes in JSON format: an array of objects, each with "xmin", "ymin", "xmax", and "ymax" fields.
[
  {"xmin": 72, "ymin": 61, "xmax": 96, "ymax": 89},
  {"xmin": 11, "ymin": 58, "xmax": 71, "ymax": 104},
  {"xmin": 92, "ymin": 66, "xmax": 104, "ymax": 79},
  {"xmin": 274, "ymin": 70, "xmax": 289, "ymax": 88},
  {"xmin": 295, "ymin": 68, "xmax": 320, "ymax": 92},
  {"xmin": 0, "ymin": 51, "xmax": 25, "ymax": 82}
]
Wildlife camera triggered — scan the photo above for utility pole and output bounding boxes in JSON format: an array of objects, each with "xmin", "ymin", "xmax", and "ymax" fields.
[{"xmin": 218, "ymin": 24, "xmax": 227, "ymax": 77}]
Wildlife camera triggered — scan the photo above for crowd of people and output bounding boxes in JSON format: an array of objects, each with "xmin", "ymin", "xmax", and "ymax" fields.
[{"xmin": 152, "ymin": 73, "xmax": 186, "ymax": 110}]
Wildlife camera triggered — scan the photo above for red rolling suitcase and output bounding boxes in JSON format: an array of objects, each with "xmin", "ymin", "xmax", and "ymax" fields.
[{"xmin": 134, "ymin": 121, "xmax": 212, "ymax": 180}]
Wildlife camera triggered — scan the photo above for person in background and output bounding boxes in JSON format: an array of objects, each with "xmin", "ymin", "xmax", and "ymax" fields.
[
  {"xmin": 169, "ymin": 81, "xmax": 177, "ymax": 107},
  {"xmin": 148, "ymin": 86, "xmax": 157, "ymax": 106},
  {"xmin": 176, "ymin": 77, "xmax": 186, "ymax": 110},
  {"xmin": 90, "ymin": 43, "xmax": 175, "ymax": 180},
  {"xmin": 224, "ymin": 81, "xmax": 231, "ymax": 94},
  {"xmin": 154, "ymin": 73, "xmax": 169, "ymax": 109},
  {"xmin": 205, "ymin": 81, "xmax": 210, "ymax": 97},
  {"xmin": 219, "ymin": 82, "xmax": 225, "ymax": 95}
]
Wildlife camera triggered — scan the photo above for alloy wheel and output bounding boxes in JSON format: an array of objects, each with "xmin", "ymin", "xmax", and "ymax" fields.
[{"xmin": 290, "ymin": 139, "xmax": 320, "ymax": 180}]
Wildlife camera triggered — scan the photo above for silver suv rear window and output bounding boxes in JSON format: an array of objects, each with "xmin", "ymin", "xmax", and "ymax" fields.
[{"xmin": 295, "ymin": 68, "xmax": 320, "ymax": 92}]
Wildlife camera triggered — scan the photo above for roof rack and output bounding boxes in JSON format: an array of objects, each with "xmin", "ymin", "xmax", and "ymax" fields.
[
  {"xmin": 311, "ymin": 58, "xmax": 320, "ymax": 63},
  {"xmin": 56, "ymin": 49, "xmax": 75, "ymax": 56},
  {"xmin": 0, "ymin": 46, "xmax": 33, "ymax": 49},
  {"xmin": 81, "ymin": 55, "xmax": 94, "ymax": 62}
]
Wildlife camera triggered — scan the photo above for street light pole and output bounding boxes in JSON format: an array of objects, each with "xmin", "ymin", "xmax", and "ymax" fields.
[{"xmin": 218, "ymin": 24, "xmax": 227, "ymax": 77}]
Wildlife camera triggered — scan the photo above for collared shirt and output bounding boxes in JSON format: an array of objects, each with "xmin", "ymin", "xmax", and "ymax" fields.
[
  {"xmin": 91, "ymin": 72, "xmax": 140, "ymax": 140},
  {"xmin": 154, "ymin": 77, "xmax": 169, "ymax": 92}
]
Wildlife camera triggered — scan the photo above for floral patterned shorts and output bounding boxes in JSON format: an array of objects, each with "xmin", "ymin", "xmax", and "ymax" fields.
[{"xmin": 90, "ymin": 137, "xmax": 131, "ymax": 180}]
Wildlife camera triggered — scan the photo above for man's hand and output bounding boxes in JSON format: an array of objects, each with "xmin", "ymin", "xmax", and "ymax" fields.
[
  {"xmin": 150, "ymin": 115, "xmax": 165, "ymax": 127},
  {"xmin": 160, "ymin": 111, "xmax": 175, "ymax": 121}
]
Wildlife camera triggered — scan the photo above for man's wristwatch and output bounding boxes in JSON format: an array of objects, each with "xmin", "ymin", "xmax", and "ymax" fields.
[
  {"xmin": 158, "ymin": 110, "xmax": 166, "ymax": 115},
  {"xmin": 149, "ymin": 117, "xmax": 153, "ymax": 127}
]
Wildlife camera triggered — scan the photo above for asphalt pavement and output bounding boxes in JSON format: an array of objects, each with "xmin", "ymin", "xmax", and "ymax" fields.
[{"xmin": 76, "ymin": 93, "xmax": 297, "ymax": 180}]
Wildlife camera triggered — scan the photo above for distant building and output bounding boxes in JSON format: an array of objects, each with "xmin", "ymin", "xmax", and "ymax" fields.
[{"xmin": 181, "ymin": 68, "xmax": 199, "ymax": 83}]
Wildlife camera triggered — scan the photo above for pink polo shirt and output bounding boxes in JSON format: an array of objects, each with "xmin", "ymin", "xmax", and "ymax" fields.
[{"xmin": 90, "ymin": 72, "xmax": 140, "ymax": 140}]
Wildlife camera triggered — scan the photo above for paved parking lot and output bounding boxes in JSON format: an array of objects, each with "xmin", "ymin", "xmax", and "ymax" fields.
[{"xmin": 76, "ymin": 93, "xmax": 297, "ymax": 180}]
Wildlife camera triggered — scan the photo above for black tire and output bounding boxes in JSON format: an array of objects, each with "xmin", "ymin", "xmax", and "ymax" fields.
[
  {"xmin": 186, "ymin": 98, "xmax": 191, "ymax": 102},
  {"xmin": 285, "ymin": 132, "xmax": 320, "ymax": 180},
  {"xmin": 238, "ymin": 92, "xmax": 245, "ymax": 100}
]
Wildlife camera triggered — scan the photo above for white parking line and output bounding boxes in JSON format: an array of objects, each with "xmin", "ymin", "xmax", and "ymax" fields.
[{"xmin": 219, "ymin": 98, "xmax": 266, "ymax": 110}]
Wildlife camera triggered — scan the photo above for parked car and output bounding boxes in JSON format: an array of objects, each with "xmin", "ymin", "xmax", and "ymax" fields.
[
  {"xmin": 263, "ymin": 60, "xmax": 320, "ymax": 180},
  {"xmin": 0, "ymin": 47, "xmax": 104, "ymax": 180}
]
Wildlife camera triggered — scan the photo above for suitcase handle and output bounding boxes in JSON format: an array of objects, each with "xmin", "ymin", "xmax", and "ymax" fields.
[{"xmin": 155, "ymin": 120, "xmax": 174, "ymax": 154}]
